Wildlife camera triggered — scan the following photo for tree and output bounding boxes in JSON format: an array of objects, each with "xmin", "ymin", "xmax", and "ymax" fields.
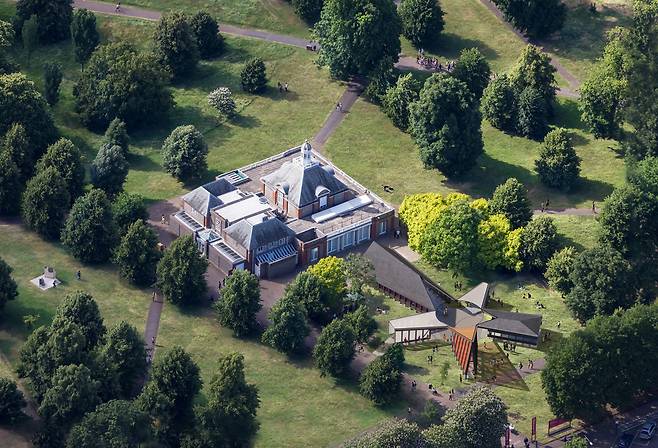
[
  {"xmin": 345, "ymin": 419, "xmax": 425, "ymax": 448},
  {"xmin": 509, "ymin": 45, "xmax": 557, "ymax": 111},
  {"xmin": 544, "ymin": 246, "xmax": 578, "ymax": 295},
  {"xmin": 114, "ymin": 220, "xmax": 161, "ymax": 287},
  {"xmin": 104, "ymin": 118, "xmax": 129, "ymax": 157},
  {"xmin": 314, "ymin": 0, "xmax": 401, "ymax": 79},
  {"xmin": 489, "ymin": 178, "xmax": 532, "ymax": 228},
  {"xmin": 409, "ymin": 73, "xmax": 483, "ymax": 177},
  {"xmin": 519, "ymin": 216, "xmax": 559, "ymax": 271},
  {"xmin": 52, "ymin": 291, "xmax": 106, "ymax": 350},
  {"xmin": 190, "ymin": 11, "xmax": 223, "ymax": 59},
  {"xmin": 262, "ymin": 293, "xmax": 309, "ymax": 355},
  {"xmin": 196, "ymin": 353, "xmax": 260, "ymax": 447},
  {"xmin": 240, "ymin": 57, "xmax": 268, "ymax": 93},
  {"xmin": 73, "ymin": 42, "xmax": 173, "ymax": 130},
  {"xmin": 344, "ymin": 305, "xmax": 376, "ymax": 343},
  {"xmin": 162, "ymin": 125, "xmax": 208, "ymax": 181},
  {"xmin": 112, "ymin": 192, "xmax": 148, "ymax": 233},
  {"xmin": 536, "ymin": 127, "xmax": 581, "ymax": 190},
  {"xmin": 0, "ymin": 20, "xmax": 16, "ymax": 74},
  {"xmin": 156, "ymin": 234, "xmax": 208, "ymax": 306},
  {"xmin": 0, "ymin": 149, "xmax": 22, "ymax": 216},
  {"xmin": 363, "ymin": 55, "xmax": 397, "ymax": 103},
  {"xmin": 359, "ymin": 344, "xmax": 404, "ymax": 405},
  {"xmin": 399, "ymin": 192, "xmax": 460, "ymax": 250},
  {"xmin": 67, "ymin": 400, "xmax": 152, "ymax": 448},
  {"xmin": 516, "ymin": 86, "xmax": 549, "ymax": 140},
  {"xmin": 70, "ymin": 9, "xmax": 99, "ymax": 67},
  {"xmin": 62, "ymin": 189, "xmax": 118, "ymax": 263},
  {"xmin": 90, "ymin": 144, "xmax": 128, "ymax": 197},
  {"xmin": 565, "ymin": 244, "xmax": 636, "ymax": 322},
  {"xmin": 284, "ymin": 271, "xmax": 337, "ymax": 324},
  {"xmin": 382, "ymin": 73, "xmax": 420, "ymax": 131},
  {"xmin": 398, "ymin": 0, "xmax": 444, "ymax": 47},
  {"xmin": 43, "ymin": 62, "xmax": 62, "ymax": 106},
  {"xmin": 21, "ymin": 15, "xmax": 38, "ymax": 65},
  {"xmin": 477, "ymin": 213, "xmax": 523, "ymax": 271},
  {"xmin": 628, "ymin": 156, "xmax": 658, "ymax": 196},
  {"xmin": 344, "ymin": 253, "xmax": 375, "ymax": 295},
  {"xmin": 494, "ymin": 0, "xmax": 566, "ymax": 38},
  {"xmin": 0, "ymin": 257, "xmax": 18, "ymax": 314},
  {"xmin": 0, "ymin": 378, "xmax": 26, "ymax": 423},
  {"xmin": 564, "ymin": 437, "xmax": 592, "ymax": 448},
  {"xmin": 452, "ymin": 48, "xmax": 491, "ymax": 99},
  {"xmin": 2, "ymin": 122, "xmax": 33, "ymax": 182},
  {"xmin": 38, "ymin": 364, "xmax": 100, "ymax": 428},
  {"xmin": 15, "ymin": 0, "xmax": 73, "ymax": 43},
  {"xmin": 313, "ymin": 318, "xmax": 356, "ymax": 377},
  {"xmin": 36, "ymin": 138, "xmax": 85, "ymax": 202},
  {"xmin": 292, "ymin": 0, "xmax": 324, "ymax": 23},
  {"xmin": 307, "ymin": 256, "xmax": 347, "ymax": 312},
  {"xmin": 208, "ymin": 87, "xmax": 236, "ymax": 117},
  {"xmin": 21, "ymin": 166, "xmax": 70, "ymax": 239},
  {"xmin": 154, "ymin": 12, "xmax": 199, "ymax": 78},
  {"xmin": 420, "ymin": 199, "xmax": 482, "ymax": 272},
  {"xmin": 440, "ymin": 386, "xmax": 508, "ymax": 448},
  {"xmin": 100, "ymin": 321, "xmax": 147, "ymax": 398},
  {"xmin": 482, "ymin": 73, "xmax": 517, "ymax": 133},
  {"xmin": 0, "ymin": 73, "xmax": 58, "ymax": 158},
  {"xmin": 579, "ymin": 65, "xmax": 626, "ymax": 140},
  {"xmin": 215, "ymin": 269, "xmax": 262, "ymax": 337},
  {"xmin": 17, "ymin": 326, "xmax": 53, "ymax": 399}
]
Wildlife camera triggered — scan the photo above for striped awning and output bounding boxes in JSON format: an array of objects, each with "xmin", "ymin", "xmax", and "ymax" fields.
[{"xmin": 256, "ymin": 243, "xmax": 297, "ymax": 265}]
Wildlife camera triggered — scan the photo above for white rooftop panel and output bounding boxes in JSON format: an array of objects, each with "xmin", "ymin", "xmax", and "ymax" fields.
[
  {"xmin": 216, "ymin": 190, "xmax": 245, "ymax": 206},
  {"xmin": 215, "ymin": 195, "xmax": 272, "ymax": 224},
  {"xmin": 311, "ymin": 194, "xmax": 373, "ymax": 223}
]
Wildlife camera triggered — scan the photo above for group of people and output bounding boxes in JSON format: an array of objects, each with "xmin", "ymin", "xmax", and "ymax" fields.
[
  {"xmin": 277, "ymin": 82, "xmax": 290, "ymax": 93},
  {"xmin": 416, "ymin": 50, "xmax": 456, "ymax": 72}
]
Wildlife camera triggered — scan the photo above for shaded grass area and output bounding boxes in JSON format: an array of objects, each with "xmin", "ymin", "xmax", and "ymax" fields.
[
  {"xmin": 551, "ymin": 214, "xmax": 600, "ymax": 250},
  {"xmin": 324, "ymin": 97, "xmax": 625, "ymax": 209},
  {"xmin": 0, "ymin": 6, "xmax": 343, "ymax": 203}
]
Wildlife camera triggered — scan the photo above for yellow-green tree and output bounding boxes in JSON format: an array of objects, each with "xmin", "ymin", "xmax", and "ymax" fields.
[
  {"xmin": 477, "ymin": 214, "xmax": 523, "ymax": 272},
  {"xmin": 308, "ymin": 256, "xmax": 347, "ymax": 308}
]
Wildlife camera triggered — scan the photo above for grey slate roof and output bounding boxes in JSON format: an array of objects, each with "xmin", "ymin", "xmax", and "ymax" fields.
[
  {"xmin": 364, "ymin": 242, "xmax": 453, "ymax": 311},
  {"xmin": 202, "ymin": 178, "xmax": 236, "ymax": 196},
  {"xmin": 457, "ymin": 282, "xmax": 490, "ymax": 309},
  {"xmin": 478, "ymin": 309, "xmax": 543, "ymax": 338},
  {"xmin": 261, "ymin": 161, "xmax": 348, "ymax": 207},
  {"xmin": 183, "ymin": 187, "xmax": 222, "ymax": 215},
  {"xmin": 224, "ymin": 216, "xmax": 296, "ymax": 251}
]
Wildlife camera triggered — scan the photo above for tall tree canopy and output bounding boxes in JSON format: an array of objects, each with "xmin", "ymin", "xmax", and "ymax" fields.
[
  {"xmin": 70, "ymin": 9, "xmax": 100, "ymax": 66},
  {"xmin": 215, "ymin": 269, "xmax": 262, "ymax": 337},
  {"xmin": 509, "ymin": 45, "xmax": 558, "ymax": 112},
  {"xmin": 112, "ymin": 192, "xmax": 148, "ymax": 233},
  {"xmin": 21, "ymin": 166, "xmax": 70, "ymax": 240},
  {"xmin": 100, "ymin": 321, "xmax": 146, "ymax": 398},
  {"xmin": 156, "ymin": 234, "xmax": 208, "ymax": 306},
  {"xmin": 398, "ymin": 0, "xmax": 444, "ymax": 47},
  {"xmin": 261, "ymin": 293, "xmax": 310, "ymax": 355},
  {"xmin": 451, "ymin": 48, "xmax": 491, "ymax": 99},
  {"xmin": 0, "ymin": 257, "xmax": 18, "ymax": 314},
  {"xmin": 190, "ymin": 11, "xmax": 224, "ymax": 59},
  {"xmin": 313, "ymin": 318, "xmax": 356, "ymax": 377},
  {"xmin": 162, "ymin": 125, "xmax": 208, "ymax": 181},
  {"xmin": 494, "ymin": 0, "xmax": 566, "ymax": 38},
  {"xmin": 91, "ymin": 143, "xmax": 129, "ymax": 197},
  {"xmin": 36, "ymin": 138, "xmax": 85, "ymax": 202},
  {"xmin": 114, "ymin": 219, "xmax": 161, "ymax": 287},
  {"xmin": 154, "ymin": 12, "xmax": 199, "ymax": 78},
  {"xmin": 536, "ymin": 127, "xmax": 581, "ymax": 190},
  {"xmin": 489, "ymin": 177, "xmax": 533, "ymax": 228},
  {"xmin": 0, "ymin": 149, "xmax": 22, "ymax": 216},
  {"xmin": 15, "ymin": 0, "xmax": 73, "ymax": 43}
]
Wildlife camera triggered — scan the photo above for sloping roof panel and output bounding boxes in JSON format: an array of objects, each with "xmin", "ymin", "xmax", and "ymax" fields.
[{"xmin": 457, "ymin": 282, "xmax": 490, "ymax": 309}]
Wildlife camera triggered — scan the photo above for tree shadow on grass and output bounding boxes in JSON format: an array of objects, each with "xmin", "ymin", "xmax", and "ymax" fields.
[
  {"xmin": 127, "ymin": 152, "xmax": 162, "ymax": 173},
  {"xmin": 423, "ymin": 33, "xmax": 500, "ymax": 64}
]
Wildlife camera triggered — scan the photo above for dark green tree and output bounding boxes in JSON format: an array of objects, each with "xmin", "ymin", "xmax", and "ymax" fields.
[
  {"xmin": 70, "ymin": 9, "xmax": 99, "ymax": 67},
  {"xmin": 100, "ymin": 321, "xmax": 147, "ymax": 398},
  {"xmin": 398, "ymin": 0, "xmax": 444, "ymax": 47},
  {"xmin": 156, "ymin": 234, "xmax": 208, "ymax": 306},
  {"xmin": 0, "ymin": 257, "xmax": 18, "ymax": 315},
  {"xmin": 489, "ymin": 177, "xmax": 532, "ymax": 228},
  {"xmin": 36, "ymin": 138, "xmax": 85, "ymax": 202},
  {"xmin": 579, "ymin": 63, "xmax": 626, "ymax": 140},
  {"xmin": 262, "ymin": 293, "xmax": 309, "ymax": 354},
  {"xmin": 452, "ymin": 47, "xmax": 491, "ymax": 99},
  {"xmin": 482, "ymin": 73, "xmax": 518, "ymax": 133},
  {"xmin": 313, "ymin": 318, "xmax": 356, "ymax": 377},
  {"xmin": 0, "ymin": 149, "xmax": 22, "ymax": 216},
  {"xmin": 0, "ymin": 20, "xmax": 16, "ymax": 75},
  {"xmin": 112, "ymin": 192, "xmax": 148, "ymax": 233},
  {"xmin": 510, "ymin": 45, "xmax": 557, "ymax": 112},
  {"xmin": 196, "ymin": 353, "xmax": 260, "ymax": 447},
  {"xmin": 215, "ymin": 269, "xmax": 262, "ymax": 337},
  {"xmin": 62, "ymin": 189, "xmax": 118, "ymax": 263},
  {"xmin": 516, "ymin": 86, "xmax": 549, "ymax": 140},
  {"xmin": 154, "ymin": 12, "xmax": 199, "ymax": 78},
  {"xmin": 38, "ymin": 364, "xmax": 100, "ymax": 428},
  {"xmin": 15, "ymin": 0, "xmax": 73, "ymax": 43},
  {"xmin": 285, "ymin": 270, "xmax": 337, "ymax": 324},
  {"xmin": 90, "ymin": 144, "xmax": 128, "ymax": 197},
  {"xmin": 114, "ymin": 220, "xmax": 161, "ymax": 287},
  {"xmin": 519, "ymin": 216, "xmax": 559, "ymax": 272},
  {"xmin": 162, "ymin": 125, "xmax": 208, "ymax": 181},
  {"xmin": 544, "ymin": 246, "xmax": 578, "ymax": 295},
  {"xmin": 628, "ymin": 156, "xmax": 658, "ymax": 196},
  {"xmin": 104, "ymin": 118, "xmax": 129, "ymax": 157},
  {"xmin": 240, "ymin": 57, "xmax": 268, "ymax": 93},
  {"xmin": 363, "ymin": 55, "xmax": 397, "ymax": 103},
  {"xmin": 73, "ymin": 42, "xmax": 173, "ymax": 130},
  {"xmin": 2, "ymin": 122, "xmax": 33, "ymax": 182},
  {"xmin": 0, "ymin": 378, "xmax": 26, "ymax": 423},
  {"xmin": 21, "ymin": 166, "xmax": 70, "ymax": 239},
  {"xmin": 292, "ymin": 0, "xmax": 324, "ymax": 23},
  {"xmin": 21, "ymin": 15, "xmax": 38, "ymax": 65},
  {"xmin": 344, "ymin": 304, "xmax": 376, "ymax": 343},
  {"xmin": 358, "ymin": 344, "xmax": 404, "ymax": 405},
  {"xmin": 409, "ymin": 73, "xmax": 483, "ymax": 177},
  {"xmin": 43, "ymin": 62, "xmax": 62, "ymax": 106},
  {"xmin": 52, "ymin": 291, "xmax": 106, "ymax": 350},
  {"xmin": 494, "ymin": 0, "xmax": 566, "ymax": 38},
  {"xmin": 67, "ymin": 400, "xmax": 152, "ymax": 448},
  {"xmin": 314, "ymin": 0, "xmax": 401, "ymax": 79},
  {"xmin": 536, "ymin": 127, "xmax": 581, "ymax": 190},
  {"xmin": 382, "ymin": 73, "xmax": 420, "ymax": 131},
  {"xmin": 190, "ymin": 11, "xmax": 224, "ymax": 59}
]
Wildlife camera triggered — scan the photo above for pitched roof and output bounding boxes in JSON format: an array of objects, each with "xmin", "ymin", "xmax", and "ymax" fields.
[
  {"xmin": 478, "ymin": 309, "xmax": 543, "ymax": 338},
  {"xmin": 224, "ymin": 215, "xmax": 296, "ymax": 250},
  {"xmin": 457, "ymin": 282, "xmax": 490, "ymax": 309},
  {"xmin": 261, "ymin": 160, "xmax": 348, "ymax": 207},
  {"xmin": 183, "ymin": 187, "xmax": 222, "ymax": 215},
  {"xmin": 388, "ymin": 306, "xmax": 484, "ymax": 331},
  {"xmin": 202, "ymin": 178, "xmax": 236, "ymax": 196},
  {"xmin": 364, "ymin": 242, "xmax": 452, "ymax": 311}
]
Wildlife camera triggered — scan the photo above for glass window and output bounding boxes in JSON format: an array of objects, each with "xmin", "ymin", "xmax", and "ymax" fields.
[
  {"xmin": 344, "ymin": 231, "xmax": 354, "ymax": 247},
  {"xmin": 310, "ymin": 247, "xmax": 319, "ymax": 262},
  {"xmin": 378, "ymin": 220, "xmax": 387, "ymax": 235},
  {"xmin": 328, "ymin": 237, "xmax": 339, "ymax": 254},
  {"xmin": 319, "ymin": 195, "xmax": 328, "ymax": 209}
]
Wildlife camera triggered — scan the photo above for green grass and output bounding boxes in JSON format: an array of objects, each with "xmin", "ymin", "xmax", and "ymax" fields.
[
  {"xmin": 324, "ymin": 96, "xmax": 625, "ymax": 210},
  {"xmin": 552, "ymin": 214, "xmax": 600, "ymax": 250},
  {"xmin": 0, "ymin": 8, "xmax": 343, "ymax": 203}
]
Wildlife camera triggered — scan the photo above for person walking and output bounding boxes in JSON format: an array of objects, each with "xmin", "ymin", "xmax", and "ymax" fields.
[
  {"xmin": 115, "ymin": 2, "xmax": 121, "ymax": 12},
  {"xmin": 592, "ymin": 201, "xmax": 596, "ymax": 214},
  {"xmin": 76, "ymin": 270, "xmax": 81, "ymax": 280}
]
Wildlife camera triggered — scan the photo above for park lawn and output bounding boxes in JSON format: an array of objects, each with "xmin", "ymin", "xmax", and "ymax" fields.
[
  {"xmin": 551, "ymin": 214, "xmax": 600, "ymax": 250},
  {"xmin": 367, "ymin": 289, "xmax": 416, "ymax": 344},
  {"xmin": 155, "ymin": 305, "xmax": 404, "ymax": 448},
  {"xmin": 324, "ymin": 96, "xmax": 624, "ymax": 210},
  {"xmin": 0, "ymin": 6, "xmax": 343, "ymax": 203}
]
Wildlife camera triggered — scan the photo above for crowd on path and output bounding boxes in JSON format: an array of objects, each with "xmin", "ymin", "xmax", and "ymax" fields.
[{"xmin": 416, "ymin": 49, "xmax": 456, "ymax": 72}]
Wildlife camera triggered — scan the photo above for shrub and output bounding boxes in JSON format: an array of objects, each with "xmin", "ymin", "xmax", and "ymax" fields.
[
  {"xmin": 240, "ymin": 58, "xmax": 268, "ymax": 93},
  {"xmin": 208, "ymin": 87, "xmax": 236, "ymax": 117},
  {"xmin": 162, "ymin": 125, "xmax": 208, "ymax": 181}
]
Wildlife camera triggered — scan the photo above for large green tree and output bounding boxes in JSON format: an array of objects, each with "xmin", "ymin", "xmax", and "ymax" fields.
[
  {"xmin": 409, "ymin": 73, "xmax": 483, "ymax": 177},
  {"xmin": 0, "ymin": 378, "xmax": 26, "ymax": 423},
  {"xmin": 536, "ymin": 127, "xmax": 581, "ymax": 190},
  {"xmin": 358, "ymin": 344, "xmax": 404, "ymax": 405},
  {"xmin": 112, "ymin": 192, "xmax": 148, "ymax": 233},
  {"xmin": 314, "ymin": 0, "xmax": 401, "ymax": 79},
  {"xmin": 52, "ymin": 291, "xmax": 106, "ymax": 350},
  {"xmin": 346, "ymin": 419, "xmax": 425, "ymax": 448},
  {"xmin": 628, "ymin": 156, "xmax": 658, "ymax": 195},
  {"xmin": 240, "ymin": 57, "xmax": 268, "ymax": 93},
  {"xmin": 2, "ymin": 123, "xmax": 33, "ymax": 182},
  {"xmin": 90, "ymin": 144, "xmax": 129, "ymax": 197},
  {"xmin": 544, "ymin": 246, "xmax": 578, "ymax": 295},
  {"xmin": 190, "ymin": 11, "xmax": 224, "ymax": 59},
  {"xmin": 70, "ymin": 9, "xmax": 99, "ymax": 67},
  {"xmin": 262, "ymin": 293, "xmax": 309, "ymax": 355},
  {"xmin": 482, "ymin": 73, "xmax": 518, "ymax": 133},
  {"xmin": 292, "ymin": 0, "xmax": 324, "ymax": 23},
  {"xmin": 21, "ymin": 166, "xmax": 70, "ymax": 240},
  {"xmin": 0, "ymin": 257, "xmax": 18, "ymax": 315},
  {"xmin": 36, "ymin": 138, "xmax": 85, "ymax": 202},
  {"xmin": 313, "ymin": 318, "xmax": 356, "ymax": 377},
  {"xmin": 215, "ymin": 269, "xmax": 262, "ymax": 337},
  {"xmin": 15, "ymin": 0, "xmax": 73, "ymax": 43},
  {"xmin": 73, "ymin": 42, "xmax": 173, "ymax": 131},
  {"xmin": 494, "ymin": 0, "xmax": 566, "ymax": 38},
  {"xmin": 61, "ymin": 189, "xmax": 118, "ymax": 264},
  {"xmin": 43, "ymin": 62, "xmax": 62, "ymax": 106},
  {"xmin": 382, "ymin": 73, "xmax": 420, "ymax": 131},
  {"xmin": 0, "ymin": 149, "xmax": 22, "ymax": 216},
  {"xmin": 114, "ymin": 219, "xmax": 161, "ymax": 287},
  {"xmin": 452, "ymin": 48, "xmax": 491, "ymax": 99},
  {"xmin": 509, "ymin": 45, "xmax": 558, "ymax": 112},
  {"xmin": 156, "ymin": 234, "xmax": 208, "ymax": 306},
  {"xmin": 516, "ymin": 86, "xmax": 549, "ymax": 140},
  {"xmin": 344, "ymin": 304, "xmax": 376, "ymax": 343},
  {"xmin": 489, "ymin": 177, "xmax": 532, "ymax": 228},
  {"xmin": 162, "ymin": 125, "xmax": 208, "ymax": 181},
  {"xmin": 284, "ymin": 271, "xmax": 337, "ymax": 324},
  {"xmin": 519, "ymin": 216, "xmax": 559, "ymax": 272},
  {"xmin": 99, "ymin": 321, "xmax": 147, "ymax": 398},
  {"xmin": 398, "ymin": 0, "xmax": 444, "ymax": 47},
  {"xmin": 154, "ymin": 12, "xmax": 199, "ymax": 78}
]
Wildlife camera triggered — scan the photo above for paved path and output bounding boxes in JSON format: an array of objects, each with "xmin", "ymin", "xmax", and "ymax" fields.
[
  {"xmin": 534, "ymin": 207, "xmax": 597, "ymax": 216},
  {"xmin": 312, "ymin": 78, "xmax": 365, "ymax": 148}
]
